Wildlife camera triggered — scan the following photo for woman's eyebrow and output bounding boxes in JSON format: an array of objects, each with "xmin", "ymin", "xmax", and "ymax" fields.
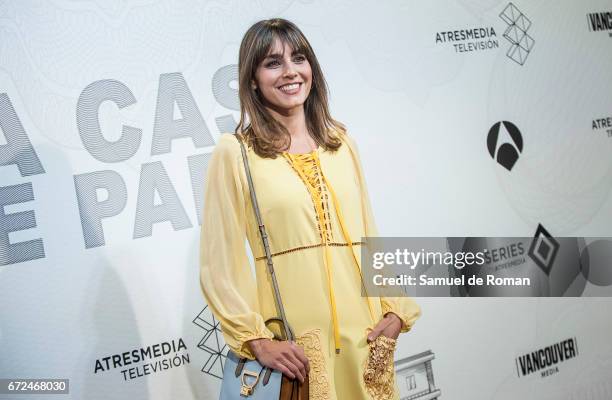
[{"xmin": 263, "ymin": 50, "xmax": 303, "ymax": 60}]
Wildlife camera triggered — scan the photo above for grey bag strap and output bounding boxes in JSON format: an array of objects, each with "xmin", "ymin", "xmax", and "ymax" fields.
[{"xmin": 233, "ymin": 133, "xmax": 293, "ymax": 342}]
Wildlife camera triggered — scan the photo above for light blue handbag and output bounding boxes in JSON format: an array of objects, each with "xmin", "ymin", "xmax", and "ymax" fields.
[
  {"xmin": 218, "ymin": 134, "xmax": 305, "ymax": 399},
  {"xmin": 220, "ymin": 348, "xmax": 282, "ymax": 398}
]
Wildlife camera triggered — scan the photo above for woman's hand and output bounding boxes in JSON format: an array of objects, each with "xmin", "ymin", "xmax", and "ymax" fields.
[
  {"xmin": 246, "ymin": 338, "xmax": 310, "ymax": 383},
  {"xmin": 367, "ymin": 312, "xmax": 403, "ymax": 343}
]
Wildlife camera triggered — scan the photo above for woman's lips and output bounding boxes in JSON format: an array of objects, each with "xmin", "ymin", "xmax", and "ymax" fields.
[{"xmin": 278, "ymin": 82, "xmax": 302, "ymax": 95}]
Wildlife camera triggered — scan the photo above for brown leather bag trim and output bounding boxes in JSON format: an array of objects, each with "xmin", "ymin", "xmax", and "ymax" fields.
[
  {"xmin": 234, "ymin": 359, "xmax": 245, "ymax": 377},
  {"xmin": 280, "ymin": 374, "xmax": 309, "ymax": 399},
  {"xmin": 262, "ymin": 368, "xmax": 272, "ymax": 386}
]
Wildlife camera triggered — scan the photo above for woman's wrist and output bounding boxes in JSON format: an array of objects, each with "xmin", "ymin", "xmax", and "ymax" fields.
[
  {"xmin": 246, "ymin": 337, "xmax": 271, "ymax": 358},
  {"xmin": 384, "ymin": 311, "xmax": 405, "ymax": 331}
]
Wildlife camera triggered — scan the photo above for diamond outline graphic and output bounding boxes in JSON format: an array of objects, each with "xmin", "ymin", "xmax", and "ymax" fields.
[
  {"xmin": 528, "ymin": 224, "xmax": 560, "ymax": 276},
  {"xmin": 193, "ymin": 305, "xmax": 228, "ymax": 379},
  {"xmin": 499, "ymin": 2, "xmax": 535, "ymax": 65}
]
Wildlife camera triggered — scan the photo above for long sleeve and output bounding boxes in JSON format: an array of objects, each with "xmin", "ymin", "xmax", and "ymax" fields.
[
  {"xmin": 199, "ymin": 133, "xmax": 274, "ymax": 360},
  {"xmin": 342, "ymin": 132, "xmax": 422, "ymax": 333}
]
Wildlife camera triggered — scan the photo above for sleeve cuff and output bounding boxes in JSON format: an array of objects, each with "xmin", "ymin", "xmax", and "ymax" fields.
[
  {"xmin": 381, "ymin": 299, "xmax": 422, "ymax": 333},
  {"xmin": 231, "ymin": 329, "xmax": 276, "ymax": 360}
]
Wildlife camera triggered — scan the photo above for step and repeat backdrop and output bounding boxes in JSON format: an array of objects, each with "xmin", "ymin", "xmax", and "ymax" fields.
[{"xmin": 1, "ymin": 1, "xmax": 611, "ymax": 399}]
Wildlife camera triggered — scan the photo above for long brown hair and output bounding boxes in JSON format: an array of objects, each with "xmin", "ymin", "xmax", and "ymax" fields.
[{"xmin": 236, "ymin": 18, "xmax": 346, "ymax": 158}]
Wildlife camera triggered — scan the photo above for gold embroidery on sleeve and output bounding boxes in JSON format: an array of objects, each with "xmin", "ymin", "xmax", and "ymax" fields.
[
  {"xmin": 295, "ymin": 328, "xmax": 331, "ymax": 400},
  {"xmin": 363, "ymin": 335, "xmax": 397, "ymax": 400}
]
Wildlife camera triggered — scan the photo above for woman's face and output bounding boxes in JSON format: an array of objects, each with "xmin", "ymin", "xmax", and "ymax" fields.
[{"xmin": 253, "ymin": 38, "xmax": 312, "ymax": 114}]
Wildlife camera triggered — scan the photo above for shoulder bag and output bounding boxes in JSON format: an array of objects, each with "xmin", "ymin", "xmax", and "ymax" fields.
[{"xmin": 218, "ymin": 133, "xmax": 309, "ymax": 400}]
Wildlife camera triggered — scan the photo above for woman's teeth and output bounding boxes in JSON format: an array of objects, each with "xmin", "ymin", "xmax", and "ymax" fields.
[{"xmin": 279, "ymin": 83, "xmax": 300, "ymax": 93}]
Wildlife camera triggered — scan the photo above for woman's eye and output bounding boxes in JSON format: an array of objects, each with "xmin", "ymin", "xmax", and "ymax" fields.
[{"xmin": 264, "ymin": 55, "xmax": 305, "ymax": 67}]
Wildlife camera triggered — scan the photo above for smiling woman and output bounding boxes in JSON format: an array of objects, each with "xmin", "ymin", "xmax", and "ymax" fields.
[
  {"xmin": 199, "ymin": 18, "xmax": 421, "ymax": 400},
  {"xmin": 233, "ymin": 18, "xmax": 345, "ymax": 159},
  {"xmin": 255, "ymin": 47, "xmax": 310, "ymax": 106}
]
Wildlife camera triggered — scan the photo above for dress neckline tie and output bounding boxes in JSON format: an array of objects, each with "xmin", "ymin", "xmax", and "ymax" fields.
[{"xmin": 283, "ymin": 150, "xmax": 376, "ymax": 355}]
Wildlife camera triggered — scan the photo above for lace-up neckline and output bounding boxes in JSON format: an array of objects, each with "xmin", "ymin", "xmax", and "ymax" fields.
[{"xmin": 281, "ymin": 149, "xmax": 376, "ymax": 355}]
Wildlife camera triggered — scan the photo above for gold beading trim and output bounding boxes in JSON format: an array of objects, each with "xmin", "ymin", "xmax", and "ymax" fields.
[{"xmin": 254, "ymin": 241, "xmax": 365, "ymax": 261}]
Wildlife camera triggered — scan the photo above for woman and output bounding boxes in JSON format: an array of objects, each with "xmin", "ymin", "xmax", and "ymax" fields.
[{"xmin": 199, "ymin": 18, "xmax": 421, "ymax": 400}]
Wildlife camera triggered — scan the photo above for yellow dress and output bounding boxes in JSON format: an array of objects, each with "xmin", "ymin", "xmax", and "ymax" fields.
[{"xmin": 199, "ymin": 129, "xmax": 421, "ymax": 400}]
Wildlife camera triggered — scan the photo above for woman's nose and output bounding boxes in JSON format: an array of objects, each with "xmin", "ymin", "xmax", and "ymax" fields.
[{"xmin": 283, "ymin": 64, "xmax": 298, "ymax": 78}]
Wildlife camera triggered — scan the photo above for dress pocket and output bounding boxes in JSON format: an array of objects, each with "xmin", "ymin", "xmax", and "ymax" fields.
[{"xmin": 363, "ymin": 335, "xmax": 397, "ymax": 400}]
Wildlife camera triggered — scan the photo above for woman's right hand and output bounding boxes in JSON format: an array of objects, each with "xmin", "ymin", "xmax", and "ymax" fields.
[{"xmin": 247, "ymin": 338, "xmax": 310, "ymax": 383}]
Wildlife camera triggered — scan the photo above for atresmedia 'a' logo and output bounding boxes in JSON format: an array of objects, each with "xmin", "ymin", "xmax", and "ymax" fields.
[
  {"xmin": 499, "ymin": 3, "xmax": 535, "ymax": 65},
  {"xmin": 487, "ymin": 121, "xmax": 523, "ymax": 171}
]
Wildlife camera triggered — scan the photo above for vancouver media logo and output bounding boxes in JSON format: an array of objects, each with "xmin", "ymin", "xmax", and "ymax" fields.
[
  {"xmin": 486, "ymin": 121, "xmax": 523, "ymax": 171},
  {"xmin": 515, "ymin": 337, "xmax": 578, "ymax": 378},
  {"xmin": 499, "ymin": 3, "xmax": 535, "ymax": 65},
  {"xmin": 587, "ymin": 11, "xmax": 612, "ymax": 37}
]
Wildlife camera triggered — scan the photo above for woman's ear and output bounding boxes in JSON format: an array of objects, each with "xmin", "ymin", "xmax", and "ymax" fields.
[{"xmin": 251, "ymin": 79, "xmax": 257, "ymax": 90}]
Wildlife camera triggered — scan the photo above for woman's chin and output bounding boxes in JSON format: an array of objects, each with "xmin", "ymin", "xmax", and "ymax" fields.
[{"xmin": 270, "ymin": 99, "xmax": 307, "ymax": 113}]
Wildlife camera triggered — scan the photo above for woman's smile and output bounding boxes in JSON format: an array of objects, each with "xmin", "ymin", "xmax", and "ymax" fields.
[{"xmin": 278, "ymin": 82, "xmax": 302, "ymax": 95}]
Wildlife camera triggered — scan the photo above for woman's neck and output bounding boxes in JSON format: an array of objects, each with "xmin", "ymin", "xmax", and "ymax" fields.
[{"xmin": 265, "ymin": 104, "xmax": 315, "ymax": 150}]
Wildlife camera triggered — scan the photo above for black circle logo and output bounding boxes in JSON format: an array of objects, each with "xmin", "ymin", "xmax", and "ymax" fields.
[{"xmin": 487, "ymin": 121, "xmax": 524, "ymax": 171}]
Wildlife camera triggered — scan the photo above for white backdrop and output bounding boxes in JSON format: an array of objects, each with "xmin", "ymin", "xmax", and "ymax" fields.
[{"xmin": 1, "ymin": 1, "xmax": 612, "ymax": 399}]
